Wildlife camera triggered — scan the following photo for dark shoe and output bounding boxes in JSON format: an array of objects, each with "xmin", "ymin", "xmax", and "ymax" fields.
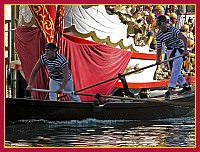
[
  {"xmin": 169, "ymin": 87, "xmax": 176, "ymax": 92},
  {"xmin": 178, "ymin": 85, "xmax": 191, "ymax": 94},
  {"xmin": 165, "ymin": 91, "xmax": 170, "ymax": 100}
]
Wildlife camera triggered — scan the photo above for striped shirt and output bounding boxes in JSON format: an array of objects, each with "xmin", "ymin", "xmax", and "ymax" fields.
[
  {"xmin": 156, "ymin": 26, "xmax": 184, "ymax": 50},
  {"xmin": 40, "ymin": 53, "xmax": 71, "ymax": 81}
]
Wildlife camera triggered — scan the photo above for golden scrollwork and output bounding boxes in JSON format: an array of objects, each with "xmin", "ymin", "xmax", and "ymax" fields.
[{"xmin": 29, "ymin": 5, "xmax": 55, "ymax": 43}]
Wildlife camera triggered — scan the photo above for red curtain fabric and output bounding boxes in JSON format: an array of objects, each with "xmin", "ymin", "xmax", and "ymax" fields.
[
  {"xmin": 60, "ymin": 34, "xmax": 132, "ymax": 101},
  {"xmin": 15, "ymin": 27, "xmax": 49, "ymax": 99},
  {"xmin": 15, "ymin": 27, "xmax": 132, "ymax": 101},
  {"xmin": 54, "ymin": 5, "xmax": 65, "ymax": 49}
]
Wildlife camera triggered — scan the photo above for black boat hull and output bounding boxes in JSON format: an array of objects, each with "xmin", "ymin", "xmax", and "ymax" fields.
[{"xmin": 5, "ymin": 95, "xmax": 194, "ymax": 125}]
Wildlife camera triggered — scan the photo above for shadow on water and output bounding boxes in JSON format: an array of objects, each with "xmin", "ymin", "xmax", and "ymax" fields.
[{"xmin": 5, "ymin": 117, "xmax": 195, "ymax": 147}]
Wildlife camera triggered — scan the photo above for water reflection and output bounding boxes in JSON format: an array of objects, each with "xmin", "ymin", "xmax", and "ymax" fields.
[{"xmin": 5, "ymin": 117, "xmax": 195, "ymax": 147}]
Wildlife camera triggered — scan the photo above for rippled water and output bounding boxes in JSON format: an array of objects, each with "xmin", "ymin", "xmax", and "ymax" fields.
[{"xmin": 5, "ymin": 117, "xmax": 195, "ymax": 147}]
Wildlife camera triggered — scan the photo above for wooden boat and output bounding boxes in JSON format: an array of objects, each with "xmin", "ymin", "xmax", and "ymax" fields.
[
  {"xmin": 5, "ymin": 92, "xmax": 195, "ymax": 126},
  {"xmin": 5, "ymin": 5, "xmax": 195, "ymax": 126}
]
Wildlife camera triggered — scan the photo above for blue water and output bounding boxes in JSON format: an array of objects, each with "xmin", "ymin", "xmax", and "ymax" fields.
[{"xmin": 5, "ymin": 117, "xmax": 195, "ymax": 147}]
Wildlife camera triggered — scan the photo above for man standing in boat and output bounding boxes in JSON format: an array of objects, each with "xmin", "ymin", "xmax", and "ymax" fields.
[
  {"xmin": 155, "ymin": 15, "xmax": 191, "ymax": 99},
  {"xmin": 26, "ymin": 43, "xmax": 81, "ymax": 102}
]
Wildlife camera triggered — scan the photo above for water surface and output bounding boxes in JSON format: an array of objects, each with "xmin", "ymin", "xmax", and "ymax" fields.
[{"xmin": 5, "ymin": 117, "xmax": 195, "ymax": 147}]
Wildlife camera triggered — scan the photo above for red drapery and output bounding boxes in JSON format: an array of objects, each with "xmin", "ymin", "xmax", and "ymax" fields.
[
  {"xmin": 54, "ymin": 5, "xmax": 64, "ymax": 49},
  {"xmin": 15, "ymin": 27, "xmax": 132, "ymax": 101},
  {"xmin": 15, "ymin": 27, "xmax": 49, "ymax": 99},
  {"xmin": 60, "ymin": 34, "xmax": 132, "ymax": 101}
]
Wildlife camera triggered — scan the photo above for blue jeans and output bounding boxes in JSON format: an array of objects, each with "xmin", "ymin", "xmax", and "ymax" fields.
[
  {"xmin": 49, "ymin": 78, "xmax": 81, "ymax": 102},
  {"xmin": 167, "ymin": 48, "xmax": 186, "ymax": 88}
]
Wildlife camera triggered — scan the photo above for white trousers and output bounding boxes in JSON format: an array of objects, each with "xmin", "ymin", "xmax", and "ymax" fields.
[
  {"xmin": 49, "ymin": 78, "xmax": 81, "ymax": 102},
  {"xmin": 167, "ymin": 48, "xmax": 186, "ymax": 88}
]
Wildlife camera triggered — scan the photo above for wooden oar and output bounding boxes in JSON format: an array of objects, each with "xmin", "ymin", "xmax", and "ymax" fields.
[
  {"xmin": 76, "ymin": 92, "xmax": 194, "ymax": 108},
  {"xmin": 31, "ymin": 88, "xmax": 73, "ymax": 94},
  {"xmin": 58, "ymin": 55, "xmax": 184, "ymax": 99}
]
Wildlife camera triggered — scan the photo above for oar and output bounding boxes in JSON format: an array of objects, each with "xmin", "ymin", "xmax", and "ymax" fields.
[
  {"xmin": 75, "ymin": 55, "xmax": 184, "ymax": 93},
  {"xmin": 76, "ymin": 92, "xmax": 195, "ymax": 108},
  {"xmin": 58, "ymin": 55, "xmax": 184, "ymax": 99},
  {"xmin": 31, "ymin": 88, "xmax": 73, "ymax": 94}
]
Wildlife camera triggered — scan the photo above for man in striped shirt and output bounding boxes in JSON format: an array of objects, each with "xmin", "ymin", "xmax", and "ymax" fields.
[
  {"xmin": 27, "ymin": 43, "xmax": 81, "ymax": 102},
  {"xmin": 156, "ymin": 15, "xmax": 191, "ymax": 99}
]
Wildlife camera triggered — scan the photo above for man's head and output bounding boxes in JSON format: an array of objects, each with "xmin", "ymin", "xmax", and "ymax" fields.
[
  {"xmin": 147, "ymin": 13, "xmax": 155, "ymax": 24},
  {"xmin": 157, "ymin": 15, "xmax": 168, "ymax": 31},
  {"xmin": 45, "ymin": 43, "xmax": 57, "ymax": 51},
  {"xmin": 181, "ymin": 24, "xmax": 189, "ymax": 32},
  {"xmin": 170, "ymin": 5, "xmax": 178, "ymax": 13},
  {"xmin": 45, "ymin": 43, "xmax": 57, "ymax": 59},
  {"xmin": 169, "ymin": 13, "xmax": 177, "ymax": 24},
  {"xmin": 154, "ymin": 5, "xmax": 165, "ymax": 16}
]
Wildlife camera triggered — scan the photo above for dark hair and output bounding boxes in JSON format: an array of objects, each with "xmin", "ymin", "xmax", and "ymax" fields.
[
  {"xmin": 45, "ymin": 43, "xmax": 57, "ymax": 51},
  {"xmin": 157, "ymin": 15, "xmax": 167, "ymax": 22}
]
